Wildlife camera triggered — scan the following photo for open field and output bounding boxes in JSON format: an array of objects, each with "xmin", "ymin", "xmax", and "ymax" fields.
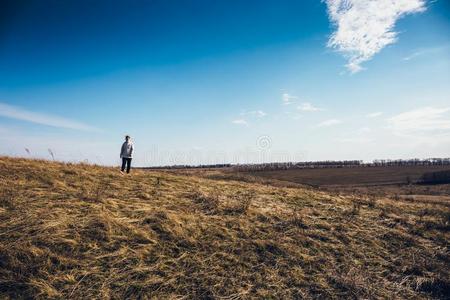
[
  {"xmin": 241, "ymin": 166, "xmax": 450, "ymax": 187},
  {"xmin": 1, "ymin": 157, "xmax": 449, "ymax": 299},
  {"xmin": 230, "ymin": 166, "xmax": 450, "ymax": 198}
]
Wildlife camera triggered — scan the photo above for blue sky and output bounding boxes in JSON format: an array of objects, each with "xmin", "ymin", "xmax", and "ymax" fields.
[{"xmin": 0, "ymin": 0, "xmax": 449, "ymax": 166}]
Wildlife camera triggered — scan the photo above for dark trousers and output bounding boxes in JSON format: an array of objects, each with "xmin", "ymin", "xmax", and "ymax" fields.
[{"xmin": 121, "ymin": 158, "xmax": 132, "ymax": 173}]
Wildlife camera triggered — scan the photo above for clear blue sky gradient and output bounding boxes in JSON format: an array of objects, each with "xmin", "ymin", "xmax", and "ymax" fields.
[{"xmin": 1, "ymin": 0, "xmax": 449, "ymax": 165}]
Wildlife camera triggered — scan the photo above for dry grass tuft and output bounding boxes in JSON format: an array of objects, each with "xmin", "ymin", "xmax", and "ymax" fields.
[
  {"xmin": 0, "ymin": 157, "xmax": 449, "ymax": 299},
  {"xmin": 222, "ymin": 190, "xmax": 254, "ymax": 215},
  {"xmin": 187, "ymin": 187, "xmax": 220, "ymax": 214}
]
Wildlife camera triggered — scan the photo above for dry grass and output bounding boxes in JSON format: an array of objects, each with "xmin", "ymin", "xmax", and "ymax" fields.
[{"xmin": 0, "ymin": 157, "xmax": 449, "ymax": 299}]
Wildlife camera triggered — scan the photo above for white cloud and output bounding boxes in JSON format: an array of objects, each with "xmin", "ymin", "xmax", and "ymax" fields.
[
  {"xmin": 241, "ymin": 110, "xmax": 267, "ymax": 117},
  {"xmin": 297, "ymin": 102, "xmax": 322, "ymax": 112},
  {"xmin": 358, "ymin": 127, "xmax": 371, "ymax": 134},
  {"xmin": 282, "ymin": 93, "xmax": 297, "ymax": 105},
  {"xmin": 403, "ymin": 50, "xmax": 425, "ymax": 61},
  {"xmin": 0, "ymin": 102, "xmax": 100, "ymax": 132},
  {"xmin": 337, "ymin": 126, "xmax": 373, "ymax": 143},
  {"xmin": 403, "ymin": 51, "xmax": 422, "ymax": 61},
  {"xmin": 316, "ymin": 119, "xmax": 342, "ymax": 127},
  {"xmin": 282, "ymin": 111, "xmax": 302, "ymax": 120},
  {"xmin": 231, "ymin": 119, "xmax": 248, "ymax": 126},
  {"xmin": 0, "ymin": 124, "xmax": 112, "ymax": 164},
  {"xmin": 325, "ymin": 0, "xmax": 426, "ymax": 73},
  {"xmin": 388, "ymin": 107, "xmax": 450, "ymax": 136},
  {"xmin": 367, "ymin": 111, "xmax": 383, "ymax": 118},
  {"xmin": 403, "ymin": 45, "xmax": 449, "ymax": 61},
  {"xmin": 337, "ymin": 136, "xmax": 374, "ymax": 143}
]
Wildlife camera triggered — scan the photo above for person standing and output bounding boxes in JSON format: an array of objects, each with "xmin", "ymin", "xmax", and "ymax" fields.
[{"xmin": 120, "ymin": 135, "xmax": 134, "ymax": 173}]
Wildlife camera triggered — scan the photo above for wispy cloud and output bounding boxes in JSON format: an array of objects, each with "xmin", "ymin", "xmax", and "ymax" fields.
[
  {"xmin": 403, "ymin": 51, "xmax": 423, "ymax": 61},
  {"xmin": 366, "ymin": 112, "xmax": 383, "ymax": 118},
  {"xmin": 403, "ymin": 45, "xmax": 450, "ymax": 61},
  {"xmin": 231, "ymin": 119, "xmax": 248, "ymax": 126},
  {"xmin": 325, "ymin": 0, "xmax": 426, "ymax": 73},
  {"xmin": 0, "ymin": 102, "xmax": 100, "ymax": 132},
  {"xmin": 388, "ymin": 107, "xmax": 450, "ymax": 136},
  {"xmin": 336, "ymin": 127, "xmax": 373, "ymax": 143},
  {"xmin": 316, "ymin": 119, "xmax": 342, "ymax": 128},
  {"xmin": 241, "ymin": 110, "xmax": 267, "ymax": 117},
  {"xmin": 358, "ymin": 127, "xmax": 371, "ymax": 134},
  {"xmin": 282, "ymin": 111, "xmax": 302, "ymax": 120},
  {"xmin": 297, "ymin": 102, "xmax": 322, "ymax": 112},
  {"xmin": 337, "ymin": 136, "xmax": 374, "ymax": 143},
  {"xmin": 282, "ymin": 93, "xmax": 297, "ymax": 105}
]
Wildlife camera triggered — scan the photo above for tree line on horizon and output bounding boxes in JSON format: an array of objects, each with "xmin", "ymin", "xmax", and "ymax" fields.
[{"xmin": 143, "ymin": 158, "xmax": 450, "ymax": 171}]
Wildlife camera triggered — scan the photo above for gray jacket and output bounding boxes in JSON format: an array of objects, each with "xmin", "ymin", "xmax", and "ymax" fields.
[{"xmin": 120, "ymin": 142, "xmax": 134, "ymax": 158}]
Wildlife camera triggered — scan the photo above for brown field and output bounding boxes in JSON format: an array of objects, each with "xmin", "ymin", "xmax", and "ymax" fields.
[
  {"xmin": 241, "ymin": 166, "xmax": 450, "ymax": 186},
  {"xmin": 1, "ymin": 157, "xmax": 449, "ymax": 299},
  {"xmin": 233, "ymin": 166, "xmax": 450, "ymax": 197}
]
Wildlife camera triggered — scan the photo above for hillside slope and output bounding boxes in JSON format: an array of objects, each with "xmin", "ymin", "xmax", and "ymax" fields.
[{"xmin": 0, "ymin": 157, "xmax": 448, "ymax": 299}]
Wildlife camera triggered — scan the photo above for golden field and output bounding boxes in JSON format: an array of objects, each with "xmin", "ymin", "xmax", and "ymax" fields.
[{"xmin": 0, "ymin": 157, "xmax": 448, "ymax": 299}]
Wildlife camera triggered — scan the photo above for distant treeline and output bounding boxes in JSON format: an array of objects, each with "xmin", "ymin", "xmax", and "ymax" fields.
[
  {"xmin": 143, "ymin": 164, "xmax": 233, "ymax": 170},
  {"xmin": 233, "ymin": 158, "xmax": 450, "ymax": 172},
  {"xmin": 143, "ymin": 158, "xmax": 450, "ymax": 171},
  {"xmin": 420, "ymin": 170, "xmax": 450, "ymax": 184}
]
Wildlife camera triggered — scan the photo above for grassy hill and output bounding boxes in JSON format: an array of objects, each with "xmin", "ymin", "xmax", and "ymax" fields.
[{"xmin": 0, "ymin": 157, "xmax": 449, "ymax": 299}]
